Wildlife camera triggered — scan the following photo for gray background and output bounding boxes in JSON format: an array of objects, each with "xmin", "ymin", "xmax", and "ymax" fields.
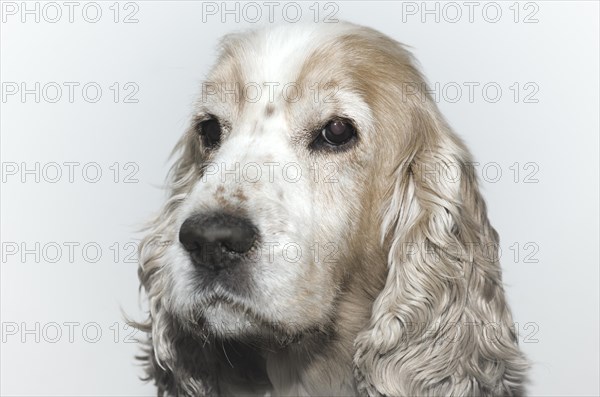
[{"xmin": 1, "ymin": 1, "xmax": 598, "ymax": 395}]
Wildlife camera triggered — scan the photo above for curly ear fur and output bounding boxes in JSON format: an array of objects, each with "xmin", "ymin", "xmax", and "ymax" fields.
[
  {"xmin": 134, "ymin": 131, "xmax": 219, "ymax": 396},
  {"xmin": 353, "ymin": 100, "xmax": 528, "ymax": 395}
]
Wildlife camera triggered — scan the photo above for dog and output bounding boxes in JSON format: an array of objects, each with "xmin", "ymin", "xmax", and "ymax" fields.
[{"xmin": 135, "ymin": 22, "xmax": 528, "ymax": 396}]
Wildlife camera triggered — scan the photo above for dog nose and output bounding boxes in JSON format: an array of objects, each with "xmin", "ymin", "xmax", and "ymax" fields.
[{"xmin": 179, "ymin": 213, "xmax": 257, "ymax": 269}]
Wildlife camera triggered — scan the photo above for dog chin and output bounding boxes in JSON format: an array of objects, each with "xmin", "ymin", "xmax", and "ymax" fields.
[
  {"xmin": 197, "ymin": 300, "xmax": 313, "ymax": 348},
  {"xmin": 199, "ymin": 300, "xmax": 268, "ymax": 338}
]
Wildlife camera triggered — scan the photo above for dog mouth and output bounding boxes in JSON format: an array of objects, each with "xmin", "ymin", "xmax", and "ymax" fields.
[
  {"xmin": 202, "ymin": 290, "xmax": 251, "ymax": 314},
  {"xmin": 197, "ymin": 289, "xmax": 264, "ymax": 327},
  {"xmin": 196, "ymin": 296, "xmax": 327, "ymax": 347}
]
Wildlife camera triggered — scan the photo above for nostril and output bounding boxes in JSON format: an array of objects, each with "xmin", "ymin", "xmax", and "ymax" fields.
[
  {"xmin": 178, "ymin": 213, "xmax": 258, "ymax": 268},
  {"xmin": 178, "ymin": 216, "xmax": 205, "ymax": 252}
]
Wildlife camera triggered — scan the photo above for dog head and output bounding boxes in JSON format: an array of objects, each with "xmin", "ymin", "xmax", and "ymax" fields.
[{"xmin": 137, "ymin": 22, "xmax": 527, "ymax": 396}]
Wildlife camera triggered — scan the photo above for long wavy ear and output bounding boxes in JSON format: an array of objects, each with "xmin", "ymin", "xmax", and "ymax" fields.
[
  {"xmin": 353, "ymin": 100, "xmax": 528, "ymax": 395},
  {"xmin": 133, "ymin": 131, "xmax": 219, "ymax": 396}
]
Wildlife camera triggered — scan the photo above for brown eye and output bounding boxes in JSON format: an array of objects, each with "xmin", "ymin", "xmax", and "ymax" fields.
[
  {"xmin": 198, "ymin": 118, "xmax": 222, "ymax": 147},
  {"xmin": 321, "ymin": 119, "xmax": 356, "ymax": 146}
]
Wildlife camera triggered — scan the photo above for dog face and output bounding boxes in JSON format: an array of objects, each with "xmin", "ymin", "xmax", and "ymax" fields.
[
  {"xmin": 138, "ymin": 22, "xmax": 527, "ymax": 396},
  {"xmin": 160, "ymin": 24, "xmax": 395, "ymax": 338}
]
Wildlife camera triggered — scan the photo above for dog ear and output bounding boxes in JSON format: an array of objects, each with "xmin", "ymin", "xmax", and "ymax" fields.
[
  {"xmin": 132, "ymin": 299, "xmax": 217, "ymax": 396},
  {"xmin": 353, "ymin": 100, "xmax": 528, "ymax": 395},
  {"xmin": 133, "ymin": 131, "xmax": 219, "ymax": 396},
  {"xmin": 136, "ymin": 221, "xmax": 218, "ymax": 396}
]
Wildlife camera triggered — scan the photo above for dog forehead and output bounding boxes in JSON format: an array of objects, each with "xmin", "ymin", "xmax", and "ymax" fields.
[
  {"xmin": 234, "ymin": 24, "xmax": 349, "ymax": 82},
  {"xmin": 213, "ymin": 23, "xmax": 360, "ymax": 100}
]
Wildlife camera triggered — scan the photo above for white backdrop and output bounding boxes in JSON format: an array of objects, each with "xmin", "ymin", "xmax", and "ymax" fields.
[{"xmin": 1, "ymin": 1, "xmax": 598, "ymax": 395}]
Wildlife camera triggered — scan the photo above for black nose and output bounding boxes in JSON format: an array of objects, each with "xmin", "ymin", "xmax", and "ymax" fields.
[{"xmin": 179, "ymin": 213, "xmax": 258, "ymax": 269}]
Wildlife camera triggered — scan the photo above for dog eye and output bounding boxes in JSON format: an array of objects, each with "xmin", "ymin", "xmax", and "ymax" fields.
[
  {"xmin": 198, "ymin": 118, "xmax": 222, "ymax": 147},
  {"xmin": 320, "ymin": 119, "xmax": 356, "ymax": 146}
]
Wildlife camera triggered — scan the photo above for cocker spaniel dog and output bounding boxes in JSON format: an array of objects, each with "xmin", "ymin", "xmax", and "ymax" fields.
[{"xmin": 135, "ymin": 22, "xmax": 528, "ymax": 396}]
